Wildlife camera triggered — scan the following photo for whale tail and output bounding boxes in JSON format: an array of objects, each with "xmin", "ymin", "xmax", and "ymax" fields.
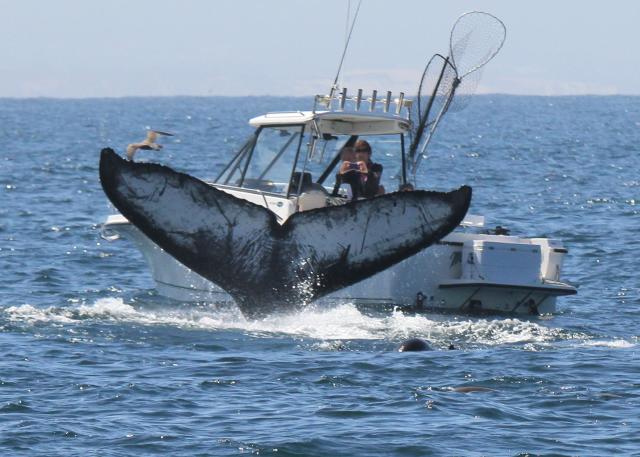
[{"xmin": 99, "ymin": 148, "xmax": 471, "ymax": 317}]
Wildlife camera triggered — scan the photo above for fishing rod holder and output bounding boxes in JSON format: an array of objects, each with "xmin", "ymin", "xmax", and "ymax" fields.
[
  {"xmin": 313, "ymin": 87, "xmax": 412, "ymax": 118},
  {"xmin": 369, "ymin": 90, "xmax": 377, "ymax": 112}
]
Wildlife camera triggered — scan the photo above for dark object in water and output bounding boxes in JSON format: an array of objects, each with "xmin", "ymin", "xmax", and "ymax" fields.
[
  {"xmin": 398, "ymin": 338, "xmax": 431, "ymax": 352},
  {"xmin": 453, "ymin": 386, "xmax": 495, "ymax": 393},
  {"xmin": 99, "ymin": 148, "xmax": 471, "ymax": 317},
  {"xmin": 493, "ymin": 225, "xmax": 510, "ymax": 235}
]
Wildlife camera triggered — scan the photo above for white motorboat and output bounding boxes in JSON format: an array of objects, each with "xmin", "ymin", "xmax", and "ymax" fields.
[
  {"xmin": 99, "ymin": 11, "xmax": 576, "ymax": 315},
  {"xmin": 101, "ymin": 104, "xmax": 575, "ymax": 315}
]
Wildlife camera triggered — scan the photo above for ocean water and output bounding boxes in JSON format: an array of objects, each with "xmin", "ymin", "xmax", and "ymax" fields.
[{"xmin": 0, "ymin": 95, "xmax": 639, "ymax": 456}]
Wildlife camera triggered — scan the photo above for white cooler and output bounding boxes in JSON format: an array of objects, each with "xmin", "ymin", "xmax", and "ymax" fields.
[{"xmin": 462, "ymin": 240, "xmax": 541, "ymax": 285}]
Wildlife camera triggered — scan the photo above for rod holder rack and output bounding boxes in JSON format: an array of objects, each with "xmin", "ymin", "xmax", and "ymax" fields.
[{"xmin": 313, "ymin": 87, "xmax": 412, "ymax": 118}]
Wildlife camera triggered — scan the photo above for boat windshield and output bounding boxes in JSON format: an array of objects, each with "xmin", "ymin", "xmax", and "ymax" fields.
[
  {"xmin": 220, "ymin": 125, "xmax": 303, "ymax": 192},
  {"xmin": 216, "ymin": 124, "xmax": 406, "ymax": 196}
]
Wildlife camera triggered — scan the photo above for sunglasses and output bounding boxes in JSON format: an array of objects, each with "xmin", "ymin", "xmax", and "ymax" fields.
[{"xmin": 354, "ymin": 148, "xmax": 370, "ymax": 153}]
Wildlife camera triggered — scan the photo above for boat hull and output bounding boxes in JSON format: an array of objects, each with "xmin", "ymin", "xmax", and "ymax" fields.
[{"xmin": 102, "ymin": 215, "xmax": 575, "ymax": 315}]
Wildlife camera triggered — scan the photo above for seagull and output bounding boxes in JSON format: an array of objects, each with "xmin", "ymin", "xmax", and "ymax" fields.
[{"xmin": 126, "ymin": 130, "xmax": 174, "ymax": 161}]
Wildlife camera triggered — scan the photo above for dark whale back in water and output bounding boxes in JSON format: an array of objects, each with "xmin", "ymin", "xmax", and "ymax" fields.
[
  {"xmin": 99, "ymin": 148, "xmax": 471, "ymax": 317},
  {"xmin": 398, "ymin": 338, "xmax": 431, "ymax": 352}
]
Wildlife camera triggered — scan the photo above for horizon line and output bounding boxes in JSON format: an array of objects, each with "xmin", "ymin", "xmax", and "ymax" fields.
[{"xmin": 1, "ymin": 92, "xmax": 639, "ymax": 101}]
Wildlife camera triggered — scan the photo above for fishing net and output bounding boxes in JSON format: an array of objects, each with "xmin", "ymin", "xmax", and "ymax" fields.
[
  {"xmin": 450, "ymin": 11, "xmax": 506, "ymax": 79},
  {"xmin": 408, "ymin": 55, "xmax": 457, "ymax": 160},
  {"xmin": 408, "ymin": 11, "xmax": 506, "ymax": 175},
  {"xmin": 447, "ymin": 66, "xmax": 481, "ymax": 113}
]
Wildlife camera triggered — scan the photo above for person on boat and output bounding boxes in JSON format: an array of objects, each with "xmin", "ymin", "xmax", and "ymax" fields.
[
  {"xmin": 338, "ymin": 146, "xmax": 368, "ymax": 176},
  {"xmin": 333, "ymin": 147, "xmax": 367, "ymax": 200},
  {"xmin": 353, "ymin": 140, "xmax": 385, "ymax": 197}
]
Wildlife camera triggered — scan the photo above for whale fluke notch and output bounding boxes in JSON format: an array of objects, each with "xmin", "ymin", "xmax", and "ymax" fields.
[{"xmin": 99, "ymin": 148, "xmax": 472, "ymax": 317}]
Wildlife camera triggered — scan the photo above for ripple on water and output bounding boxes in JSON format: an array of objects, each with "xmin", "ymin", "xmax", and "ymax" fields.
[{"xmin": 0, "ymin": 400, "xmax": 32, "ymax": 413}]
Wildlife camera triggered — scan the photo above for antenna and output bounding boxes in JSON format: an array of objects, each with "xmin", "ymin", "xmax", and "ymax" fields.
[{"xmin": 327, "ymin": 0, "xmax": 363, "ymax": 106}]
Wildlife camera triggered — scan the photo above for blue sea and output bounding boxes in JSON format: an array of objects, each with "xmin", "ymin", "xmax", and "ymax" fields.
[{"xmin": 1, "ymin": 95, "xmax": 639, "ymax": 456}]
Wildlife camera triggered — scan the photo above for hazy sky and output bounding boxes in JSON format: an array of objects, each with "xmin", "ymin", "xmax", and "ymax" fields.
[{"xmin": 1, "ymin": 0, "xmax": 638, "ymax": 98}]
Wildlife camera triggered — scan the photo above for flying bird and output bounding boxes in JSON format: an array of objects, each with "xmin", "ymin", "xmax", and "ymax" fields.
[{"xmin": 126, "ymin": 130, "xmax": 174, "ymax": 161}]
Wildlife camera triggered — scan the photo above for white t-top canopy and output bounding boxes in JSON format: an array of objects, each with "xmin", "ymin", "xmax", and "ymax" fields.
[{"xmin": 249, "ymin": 110, "xmax": 412, "ymax": 136}]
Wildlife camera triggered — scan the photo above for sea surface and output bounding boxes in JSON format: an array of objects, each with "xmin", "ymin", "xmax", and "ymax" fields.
[{"xmin": 0, "ymin": 95, "xmax": 639, "ymax": 456}]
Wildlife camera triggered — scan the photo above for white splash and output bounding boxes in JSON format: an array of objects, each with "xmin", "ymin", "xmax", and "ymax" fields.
[
  {"xmin": 0, "ymin": 297, "xmax": 588, "ymax": 346},
  {"xmin": 4, "ymin": 304, "xmax": 77, "ymax": 324},
  {"xmin": 578, "ymin": 339, "xmax": 635, "ymax": 349}
]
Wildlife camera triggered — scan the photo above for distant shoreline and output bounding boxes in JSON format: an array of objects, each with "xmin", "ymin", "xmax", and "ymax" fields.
[{"xmin": 0, "ymin": 93, "xmax": 638, "ymax": 101}]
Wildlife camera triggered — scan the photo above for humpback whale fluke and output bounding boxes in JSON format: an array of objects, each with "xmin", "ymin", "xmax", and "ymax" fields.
[
  {"xmin": 126, "ymin": 130, "xmax": 174, "ymax": 161},
  {"xmin": 99, "ymin": 148, "xmax": 472, "ymax": 317}
]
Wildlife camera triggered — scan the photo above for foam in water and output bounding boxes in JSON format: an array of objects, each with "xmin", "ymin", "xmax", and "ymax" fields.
[
  {"xmin": 0, "ymin": 297, "xmax": 603, "ymax": 347},
  {"xmin": 579, "ymin": 339, "xmax": 635, "ymax": 348}
]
